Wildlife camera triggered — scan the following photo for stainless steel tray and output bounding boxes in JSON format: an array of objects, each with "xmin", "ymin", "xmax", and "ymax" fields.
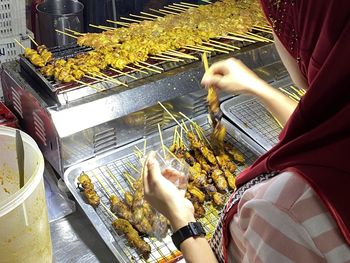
[
  {"xmin": 64, "ymin": 114, "xmax": 265, "ymax": 263},
  {"xmin": 221, "ymin": 81, "xmax": 301, "ymax": 150}
]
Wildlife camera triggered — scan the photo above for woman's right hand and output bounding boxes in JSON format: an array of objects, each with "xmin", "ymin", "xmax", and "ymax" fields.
[{"xmin": 201, "ymin": 58, "xmax": 264, "ymax": 95}]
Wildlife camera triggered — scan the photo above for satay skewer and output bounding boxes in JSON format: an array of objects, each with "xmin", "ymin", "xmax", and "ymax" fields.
[
  {"xmin": 150, "ymin": 55, "xmax": 182, "ymax": 62},
  {"xmin": 139, "ymin": 61, "xmax": 163, "ymax": 71},
  {"xmin": 209, "ymin": 40, "xmax": 240, "ymax": 50},
  {"xmin": 129, "ymin": 14, "xmax": 155, "ymax": 21},
  {"xmin": 157, "ymin": 123, "xmax": 167, "ymax": 159},
  {"xmin": 173, "ymin": 3, "xmax": 195, "ymax": 9},
  {"xmin": 164, "ymin": 5, "xmax": 187, "ymax": 12},
  {"xmin": 203, "ymin": 41, "xmax": 236, "ymax": 52},
  {"xmin": 219, "ymin": 35, "xmax": 256, "ymax": 43},
  {"xmin": 290, "ymin": 85, "xmax": 305, "ymax": 96},
  {"xmin": 65, "ymin": 28, "xmax": 85, "ymax": 35},
  {"xmin": 180, "ymin": 2, "xmax": 199, "ymax": 7},
  {"xmin": 120, "ymin": 17, "xmax": 142, "ymax": 23},
  {"xmin": 158, "ymin": 101, "xmax": 187, "ymax": 133},
  {"xmin": 246, "ymin": 32, "xmax": 273, "ymax": 42},
  {"xmin": 27, "ymin": 35, "xmax": 39, "ymax": 47},
  {"xmin": 156, "ymin": 8, "xmax": 179, "ymax": 15},
  {"xmin": 75, "ymin": 79, "xmax": 103, "ymax": 92},
  {"xmin": 252, "ymin": 27, "xmax": 273, "ymax": 34},
  {"xmin": 148, "ymin": 8, "xmax": 169, "ymax": 16},
  {"xmin": 13, "ymin": 39, "xmax": 26, "ymax": 50},
  {"xmin": 105, "ymin": 167, "xmax": 125, "ymax": 194},
  {"xmin": 163, "ymin": 50, "xmax": 197, "ymax": 60},
  {"xmin": 134, "ymin": 62, "xmax": 162, "ymax": 73},
  {"xmin": 55, "ymin": 29, "xmax": 78, "ymax": 39},
  {"xmin": 126, "ymin": 162, "xmax": 141, "ymax": 174},
  {"xmin": 140, "ymin": 11, "xmax": 162, "ymax": 18},
  {"xmin": 93, "ymin": 170, "xmax": 112, "ymax": 196},
  {"xmin": 106, "ymin": 19, "xmax": 130, "ymax": 27},
  {"xmin": 184, "ymin": 46, "xmax": 211, "ymax": 53},
  {"xmin": 109, "ymin": 68, "xmax": 138, "ymax": 80},
  {"xmin": 124, "ymin": 65, "xmax": 148, "ymax": 75}
]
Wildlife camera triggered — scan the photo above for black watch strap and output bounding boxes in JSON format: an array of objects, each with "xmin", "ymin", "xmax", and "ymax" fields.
[{"xmin": 171, "ymin": 222, "xmax": 206, "ymax": 250}]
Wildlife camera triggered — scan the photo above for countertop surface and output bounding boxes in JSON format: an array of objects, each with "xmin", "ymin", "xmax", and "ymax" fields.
[{"xmin": 50, "ymin": 206, "xmax": 116, "ymax": 263}]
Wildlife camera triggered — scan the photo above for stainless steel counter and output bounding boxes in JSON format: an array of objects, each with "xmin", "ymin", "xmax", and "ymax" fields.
[{"xmin": 50, "ymin": 206, "xmax": 116, "ymax": 263}]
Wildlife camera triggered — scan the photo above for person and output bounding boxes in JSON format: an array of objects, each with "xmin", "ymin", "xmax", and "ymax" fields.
[{"xmin": 142, "ymin": 0, "xmax": 350, "ymax": 262}]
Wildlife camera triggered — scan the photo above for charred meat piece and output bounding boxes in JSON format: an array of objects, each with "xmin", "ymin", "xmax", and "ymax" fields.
[
  {"xmin": 77, "ymin": 172, "xmax": 100, "ymax": 208},
  {"xmin": 224, "ymin": 170, "xmax": 236, "ymax": 190},
  {"xmin": 112, "ymin": 219, "xmax": 151, "ymax": 259},
  {"xmin": 212, "ymin": 192, "xmax": 226, "ymax": 207},
  {"xmin": 211, "ymin": 169, "xmax": 228, "ymax": 192},
  {"xmin": 188, "ymin": 184, "xmax": 206, "ymax": 203},
  {"xmin": 110, "ymin": 195, "xmax": 133, "ymax": 222}
]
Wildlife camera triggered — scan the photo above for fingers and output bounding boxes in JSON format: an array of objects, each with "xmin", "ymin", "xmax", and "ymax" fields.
[
  {"xmin": 143, "ymin": 151, "xmax": 162, "ymax": 193},
  {"xmin": 201, "ymin": 59, "xmax": 231, "ymax": 85}
]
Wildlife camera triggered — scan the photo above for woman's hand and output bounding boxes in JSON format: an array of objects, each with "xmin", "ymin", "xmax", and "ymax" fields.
[
  {"xmin": 201, "ymin": 57, "xmax": 265, "ymax": 95},
  {"xmin": 143, "ymin": 151, "xmax": 195, "ymax": 231}
]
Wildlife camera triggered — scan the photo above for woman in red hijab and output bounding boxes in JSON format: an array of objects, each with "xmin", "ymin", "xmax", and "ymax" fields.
[{"xmin": 143, "ymin": 0, "xmax": 350, "ymax": 262}]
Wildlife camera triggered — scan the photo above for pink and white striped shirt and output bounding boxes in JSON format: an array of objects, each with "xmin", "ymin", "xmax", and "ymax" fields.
[{"xmin": 228, "ymin": 172, "xmax": 350, "ymax": 263}]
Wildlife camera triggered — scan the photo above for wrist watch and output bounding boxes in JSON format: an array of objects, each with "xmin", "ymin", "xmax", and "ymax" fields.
[{"xmin": 171, "ymin": 222, "xmax": 206, "ymax": 250}]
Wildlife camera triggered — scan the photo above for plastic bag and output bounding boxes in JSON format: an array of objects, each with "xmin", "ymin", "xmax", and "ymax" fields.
[{"xmin": 136, "ymin": 149, "xmax": 189, "ymax": 240}]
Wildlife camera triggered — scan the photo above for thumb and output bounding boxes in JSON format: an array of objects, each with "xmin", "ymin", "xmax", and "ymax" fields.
[
  {"xmin": 146, "ymin": 151, "xmax": 162, "ymax": 182},
  {"xmin": 201, "ymin": 74, "xmax": 223, "ymax": 88}
]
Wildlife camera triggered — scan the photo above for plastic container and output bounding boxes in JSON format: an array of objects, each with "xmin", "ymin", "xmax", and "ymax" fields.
[
  {"xmin": 0, "ymin": 102, "xmax": 18, "ymax": 128},
  {"xmin": 0, "ymin": 31, "xmax": 33, "ymax": 65},
  {"xmin": 36, "ymin": 0, "xmax": 84, "ymax": 47},
  {"xmin": 0, "ymin": 0, "xmax": 27, "ymax": 38},
  {"xmin": 0, "ymin": 127, "xmax": 52, "ymax": 263}
]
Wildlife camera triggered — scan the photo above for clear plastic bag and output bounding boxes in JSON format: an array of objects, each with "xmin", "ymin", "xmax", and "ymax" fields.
[{"xmin": 137, "ymin": 149, "xmax": 189, "ymax": 240}]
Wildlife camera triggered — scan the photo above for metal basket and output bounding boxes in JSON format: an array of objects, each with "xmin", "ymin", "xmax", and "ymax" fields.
[{"xmin": 0, "ymin": 0, "xmax": 26, "ymax": 38}]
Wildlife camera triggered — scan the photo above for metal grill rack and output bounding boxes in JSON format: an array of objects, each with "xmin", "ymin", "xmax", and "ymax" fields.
[
  {"xmin": 64, "ymin": 114, "xmax": 265, "ymax": 263},
  {"xmin": 221, "ymin": 84, "xmax": 304, "ymax": 150}
]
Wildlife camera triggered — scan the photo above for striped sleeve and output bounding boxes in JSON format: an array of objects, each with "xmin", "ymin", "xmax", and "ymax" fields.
[{"xmin": 228, "ymin": 172, "xmax": 350, "ymax": 263}]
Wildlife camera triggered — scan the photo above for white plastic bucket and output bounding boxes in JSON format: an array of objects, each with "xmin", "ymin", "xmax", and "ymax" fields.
[{"xmin": 0, "ymin": 126, "xmax": 52, "ymax": 263}]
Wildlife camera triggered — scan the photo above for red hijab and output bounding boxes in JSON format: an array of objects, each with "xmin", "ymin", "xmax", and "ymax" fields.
[{"xmin": 224, "ymin": 0, "xmax": 350, "ymax": 245}]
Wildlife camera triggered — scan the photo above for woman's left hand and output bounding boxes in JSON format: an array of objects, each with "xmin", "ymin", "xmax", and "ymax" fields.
[{"xmin": 143, "ymin": 151, "xmax": 195, "ymax": 231}]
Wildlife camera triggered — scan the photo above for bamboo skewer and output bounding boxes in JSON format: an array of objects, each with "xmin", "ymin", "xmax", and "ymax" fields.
[
  {"xmin": 27, "ymin": 35, "xmax": 39, "ymax": 46},
  {"xmin": 252, "ymin": 27, "xmax": 273, "ymax": 34},
  {"xmin": 134, "ymin": 62, "xmax": 162, "ymax": 74},
  {"xmin": 253, "ymin": 24, "xmax": 272, "ymax": 31},
  {"xmin": 180, "ymin": 2, "xmax": 199, "ymax": 7},
  {"xmin": 164, "ymin": 50, "xmax": 198, "ymax": 60},
  {"xmin": 246, "ymin": 32, "xmax": 273, "ymax": 42},
  {"xmin": 122, "ymin": 172, "xmax": 136, "ymax": 189},
  {"xmin": 120, "ymin": 17, "xmax": 142, "ymax": 23},
  {"xmin": 150, "ymin": 55, "xmax": 182, "ymax": 62},
  {"xmin": 93, "ymin": 170, "xmax": 112, "ymax": 196},
  {"xmin": 290, "ymin": 85, "xmax": 305, "ymax": 96},
  {"xmin": 201, "ymin": 0, "xmax": 212, "ymax": 3},
  {"xmin": 164, "ymin": 145, "xmax": 182, "ymax": 164},
  {"xmin": 55, "ymin": 29, "xmax": 78, "ymax": 39},
  {"xmin": 157, "ymin": 8, "xmax": 179, "ymax": 15},
  {"xmin": 186, "ymin": 44, "xmax": 214, "ymax": 51},
  {"xmin": 139, "ymin": 61, "xmax": 163, "ymax": 71},
  {"xmin": 158, "ymin": 101, "xmax": 187, "ymax": 133},
  {"xmin": 184, "ymin": 46, "xmax": 210, "ymax": 53},
  {"xmin": 129, "ymin": 14, "xmax": 155, "ymax": 21},
  {"xmin": 65, "ymin": 28, "xmax": 85, "ymax": 35},
  {"xmin": 209, "ymin": 40, "xmax": 240, "ymax": 50},
  {"xmin": 140, "ymin": 11, "xmax": 161, "ymax": 18},
  {"xmin": 149, "ymin": 8, "xmax": 169, "ymax": 16},
  {"xmin": 106, "ymin": 20, "xmax": 130, "ymax": 27},
  {"xmin": 203, "ymin": 42, "xmax": 235, "ymax": 51},
  {"xmin": 220, "ymin": 35, "xmax": 256, "ymax": 43},
  {"xmin": 279, "ymin": 88, "xmax": 300, "ymax": 101},
  {"xmin": 124, "ymin": 65, "xmax": 148, "ymax": 74},
  {"xmin": 99, "ymin": 72, "xmax": 128, "ymax": 87},
  {"xmin": 126, "ymin": 162, "xmax": 140, "ymax": 174},
  {"xmin": 109, "ymin": 68, "xmax": 138, "ymax": 80},
  {"xmin": 173, "ymin": 3, "xmax": 194, "ymax": 9},
  {"xmin": 13, "ymin": 39, "xmax": 26, "ymax": 50},
  {"xmin": 157, "ymin": 124, "xmax": 167, "ymax": 160},
  {"xmin": 229, "ymin": 32, "xmax": 262, "ymax": 42},
  {"xmin": 266, "ymin": 112, "xmax": 283, "ymax": 128},
  {"xmin": 105, "ymin": 167, "xmax": 125, "ymax": 194},
  {"xmin": 100, "ymin": 202, "xmax": 118, "ymax": 220},
  {"xmin": 143, "ymin": 140, "xmax": 147, "ymax": 157},
  {"xmin": 164, "ymin": 5, "xmax": 187, "ymax": 12},
  {"xmin": 75, "ymin": 79, "xmax": 103, "ymax": 91}
]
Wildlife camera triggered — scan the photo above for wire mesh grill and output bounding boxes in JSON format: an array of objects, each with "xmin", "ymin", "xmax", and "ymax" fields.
[
  {"xmin": 74, "ymin": 118, "xmax": 259, "ymax": 262},
  {"xmin": 225, "ymin": 85, "xmax": 304, "ymax": 148}
]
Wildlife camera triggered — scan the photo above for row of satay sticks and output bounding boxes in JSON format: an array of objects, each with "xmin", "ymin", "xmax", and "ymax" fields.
[
  {"xmin": 13, "ymin": 2, "xmax": 272, "ymax": 91},
  {"xmin": 76, "ymin": 106, "xmax": 244, "ymax": 260}
]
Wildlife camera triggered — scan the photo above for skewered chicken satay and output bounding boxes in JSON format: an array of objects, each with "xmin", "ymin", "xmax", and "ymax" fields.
[
  {"xmin": 112, "ymin": 218, "xmax": 151, "ymax": 259},
  {"xmin": 211, "ymin": 169, "xmax": 228, "ymax": 192},
  {"xmin": 124, "ymin": 191, "xmax": 134, "ymax": 207},
  {"xmin": 37, "ymin": 45, "xmax": 53, "ymax": 64},
  {"xmin": 77, "ymin": 172, "xmax": 100, "ymax": 208},
  {"xmin": 193, "ymin": 200, "xmax": 206, "ymax": 219},
  {"xmin": 110, "ymin": 195, "xmax": 134, "ymax": 222},
  {"xmin": 187, "ymin": 183, "xmax": 206, "ymax": 204},
  {"xmin": 224, "ymin": 170, "xmax": 236, "ymax": 190},
  {"xmin": 212, "ymin": 192, "xmax": 226, "ymax": 207},
  {"xmin": 216, "ymin": 153, "xmax": 237, "ymax": 173},
  {"xmin": 225, "ymin": 144, "xmax": 245, "ymax": 164},
  {"xmin": 24, "ymin": 47, "xmax": 46, "ymax": 67}
]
